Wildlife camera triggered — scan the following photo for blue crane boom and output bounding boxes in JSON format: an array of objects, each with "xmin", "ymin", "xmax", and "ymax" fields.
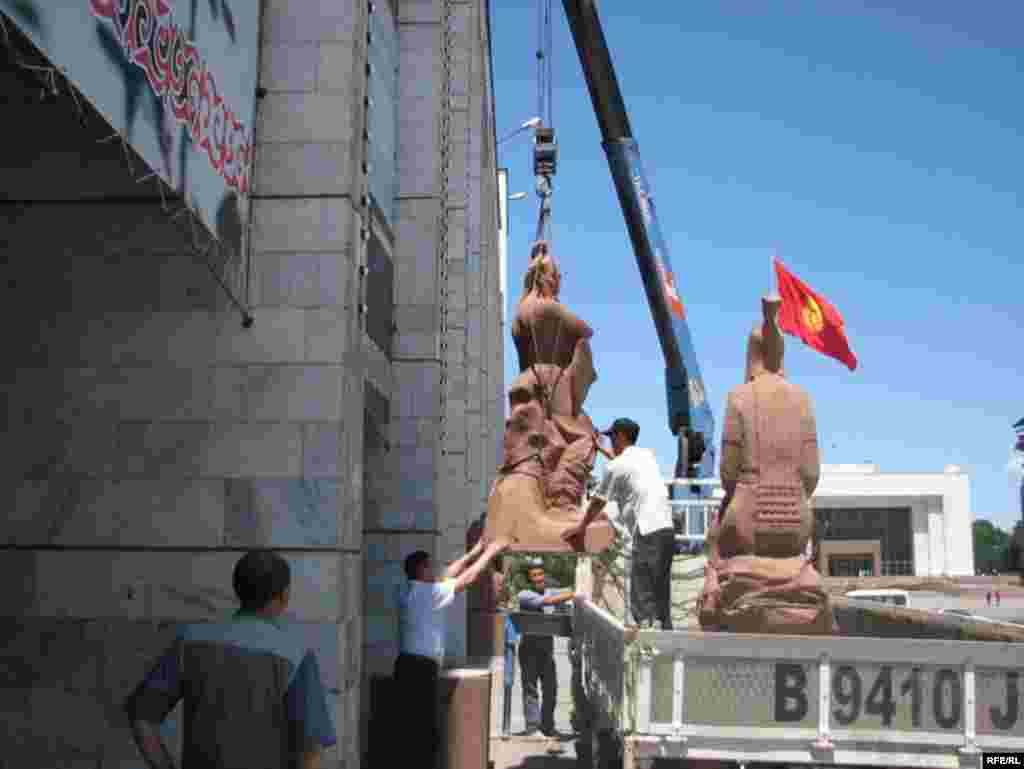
[{"xmin": 559, "ymin": 0, "xmax": 715, "ymax": 484}]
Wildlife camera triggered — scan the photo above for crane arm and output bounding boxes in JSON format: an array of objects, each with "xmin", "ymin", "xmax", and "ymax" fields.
[{"xmin": 561, "ymin": 0, "xmax": 715, "ymax": 481}]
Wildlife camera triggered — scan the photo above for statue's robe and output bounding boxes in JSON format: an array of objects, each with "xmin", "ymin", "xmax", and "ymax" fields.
[{"xmin": 700, "ymin": 309, "xmax": 833, "ymax": 635}]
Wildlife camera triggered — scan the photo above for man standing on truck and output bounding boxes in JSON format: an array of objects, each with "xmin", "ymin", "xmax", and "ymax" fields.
[
  {"xmin": 563, "ymin": 417, "xmax": 676, "ymax": 630},
  {"xmin": 517, "ymin": 558, "xmax": 576, "ymax": 737}
]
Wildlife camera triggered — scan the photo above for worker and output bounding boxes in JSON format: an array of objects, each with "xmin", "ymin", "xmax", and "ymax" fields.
[
  {"xmin": 563, "ymin": 417, "xmax": 676, "ymax": 630},
  {"xmin": 124, "ymin": 551, "xmax": 336, "ymax": 769},
  {"xmin": 517, "ymin": 558, "xmax": 575, "ymax": 737},
  {"xmin": 396, "ymin": 539, "xmax": 506, "ymax": 767}
]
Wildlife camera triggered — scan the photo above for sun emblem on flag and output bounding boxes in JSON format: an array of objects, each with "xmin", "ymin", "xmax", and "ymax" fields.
[{"xmin": 802, "ymin": 296, "xmax": 824, "ymax": 333}]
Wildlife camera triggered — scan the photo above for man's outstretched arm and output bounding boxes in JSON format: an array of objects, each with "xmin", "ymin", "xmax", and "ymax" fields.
[
  {"xmin": 444, "ymin": 538, "xmax": 487, "ymax": 580},
  {"xmin": 561, "ymin": 495, "xmax": 607, "ymax": 547},
  {"xmin": 541, "ymin": 589, "xmax": 576, "ymax": 606},
  {"xmin": 452, "ymin": 540, "xmax": 508, "ymax": 593}
]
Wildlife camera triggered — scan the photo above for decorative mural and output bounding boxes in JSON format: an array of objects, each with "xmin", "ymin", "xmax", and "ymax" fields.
[{"xmin": 0, "ymin": 0, "xmax": 259, "ymax": 250}]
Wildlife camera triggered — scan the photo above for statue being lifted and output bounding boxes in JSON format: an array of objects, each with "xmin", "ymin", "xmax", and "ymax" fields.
[
  {"xmin": 699, "ymin": 296, "xmax": 834, "ymax": 634},
  {"xmin": 484, "ymin": 241, "xmax": 616, "ymax": 553}
]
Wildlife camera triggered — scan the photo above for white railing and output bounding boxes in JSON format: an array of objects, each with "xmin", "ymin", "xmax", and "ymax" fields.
[
  {"xmin": 669, "ymin": 500, "xmax": 718, "ymax": 539},
  {"xmin": 574, "ymin": 598, "xmax": 626, "ymax": 734},
  {"xmin": 625, "ymin": 629, "xmax": 1024, "ymax": 766}
]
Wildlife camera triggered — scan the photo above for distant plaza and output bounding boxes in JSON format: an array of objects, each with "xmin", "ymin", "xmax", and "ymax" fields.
[{"xmin": 671, "ymin": 463, "xmax": 974, "ymax": 578}]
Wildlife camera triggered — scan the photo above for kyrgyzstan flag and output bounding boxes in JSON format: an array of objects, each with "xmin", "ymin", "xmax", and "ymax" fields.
[{"xmin": 773, "ymin": 258, "xmax": 858, "ymax": 371}]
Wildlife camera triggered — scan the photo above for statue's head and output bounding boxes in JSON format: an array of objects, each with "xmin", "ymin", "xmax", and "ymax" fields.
[
  {"xmin": 745, "ymin": 299, "xmax": 785, "ymax": 382},
  {"xmin": 521, "ymin": 240, "xmax": 561, "ymax": 300}
]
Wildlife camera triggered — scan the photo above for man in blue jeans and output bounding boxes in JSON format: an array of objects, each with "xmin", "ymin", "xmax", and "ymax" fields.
[{"xmin": 517, "ymin": 559, "xmax": 575, "ymax": 737}]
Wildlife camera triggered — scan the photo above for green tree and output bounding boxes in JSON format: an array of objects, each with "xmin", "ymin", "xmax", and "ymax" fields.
[
  {"xmin": 973, "ymin": 519, "xmax": 1009, "ymax": 573},
  {"xmin": 502, "ymin": 552, "xmax": 578, "ymax": 608}
]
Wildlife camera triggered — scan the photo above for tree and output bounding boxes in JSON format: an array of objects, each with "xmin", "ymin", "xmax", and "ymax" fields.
[
  {"xmin": 973, "ymin": 519, "xmax": 1009, "ymax": 574},
  {"xmin": 502, "ymin": 552, "xmax": 578, "ymax": 607}
]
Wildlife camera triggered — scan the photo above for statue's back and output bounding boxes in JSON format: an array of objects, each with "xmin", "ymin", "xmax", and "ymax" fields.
[{"xmin": 719, "ymin": 373, "xmax": 819, "ymax": 559}]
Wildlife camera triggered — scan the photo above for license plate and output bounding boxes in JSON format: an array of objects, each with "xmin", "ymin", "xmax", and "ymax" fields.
[
  {"xmin": 676, "ymin": 659, "xmax": 1022, "ymax": 735},
  {"xmin": 976, "ymin": 668, "xmax": 1024, "ymax": 737},
  {"xmin": 679, "ymin": 659, "xmax": 819, "ymax": 728},
  {"xmin": 829, "ymin": 663, "xmax": 964, "ymax": 731}
]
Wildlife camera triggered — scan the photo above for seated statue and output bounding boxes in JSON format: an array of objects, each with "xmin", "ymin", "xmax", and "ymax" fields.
[
  {"xmin": 699, "ymin": 296, "xmax": 834, "ymax": 635},
  {"xmin": 484, "ymin": 241, "xmax": 615, "ymax": 553}
]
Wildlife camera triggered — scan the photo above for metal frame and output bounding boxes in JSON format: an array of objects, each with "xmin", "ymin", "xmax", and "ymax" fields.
[{"xmin": 573, "ymin": 599, "xmax": 1023, "ymax": 768}]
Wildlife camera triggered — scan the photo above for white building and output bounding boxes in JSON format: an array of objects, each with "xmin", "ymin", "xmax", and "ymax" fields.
[{"xmin": 672, "ymin": 463, "xmax": 975, "ymax": 578}]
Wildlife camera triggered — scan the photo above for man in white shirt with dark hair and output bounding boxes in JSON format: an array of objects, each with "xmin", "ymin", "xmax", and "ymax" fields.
[
  {"xmin": 563, "ymin": 417, "xmax": 675, "ymax": 629},
  {"xmin": 395, "ymin": 539, "xmax": 505, "ymax": 766}
]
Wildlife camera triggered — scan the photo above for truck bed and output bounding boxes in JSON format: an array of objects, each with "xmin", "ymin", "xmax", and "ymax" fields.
[{"xmin": 574, "ymin": 598, "xmax": 1024, "ymax": 768}]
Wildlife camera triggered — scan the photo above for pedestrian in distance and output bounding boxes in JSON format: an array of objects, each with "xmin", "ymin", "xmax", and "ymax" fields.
[
  {"xmin": 125, "ymin": 550, "xmax": 336, "ymax": 769},
  {"xmin": 395, "ymin": 539, "xmax": 505, "ymax": 767},
  {"xmin": 517, "ymin": 558, "xmax": 576, "ymax": 737},
  {"xmin": 563, "ymin": 417, "xmax": 677, "ymax": 630},
  {"xmin": 987, "ymin": 591, "xmax": 992, "ymax": 607},
  {"xmin": 996, "ymin": 590, "xmax": 1001, "ymax": 607}
]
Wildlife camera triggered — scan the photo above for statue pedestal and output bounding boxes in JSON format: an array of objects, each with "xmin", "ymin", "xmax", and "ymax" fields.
[{"xmin": 501, "ymin": 520, "xmax": 617, "ymax": 554}]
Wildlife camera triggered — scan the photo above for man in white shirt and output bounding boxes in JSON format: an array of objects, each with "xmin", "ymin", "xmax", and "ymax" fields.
[
  {"xmin": 396, "ymin": 539, "xmax": 504, "ymax": 766},
  {"xmin": 563, "ymin": 418, "xmax": 675, "ymax": 629}
]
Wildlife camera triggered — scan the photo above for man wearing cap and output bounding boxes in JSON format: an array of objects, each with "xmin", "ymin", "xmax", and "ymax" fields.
[
  {"xmin": 517, "ymin": 559, "xmax": 575, "ymax": 736},
  {"xmin": 563, "ymin": 418, "xmax": 675, "ymax": 629}
]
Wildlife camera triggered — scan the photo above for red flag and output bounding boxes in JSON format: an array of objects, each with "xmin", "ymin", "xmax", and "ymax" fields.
[{"xmin": 774, "ymin": 258, "xmax": 858, "ymax": 371}]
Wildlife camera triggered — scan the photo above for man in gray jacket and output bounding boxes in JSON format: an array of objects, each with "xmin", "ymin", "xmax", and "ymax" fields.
[{"xmin": 517, "ymin": 558, "xmax": 575, "ymax": 736}]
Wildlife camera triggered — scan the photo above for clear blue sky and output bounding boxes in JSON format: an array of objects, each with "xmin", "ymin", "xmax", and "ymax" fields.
[{"xmin": 492, "ymin": 1, "xmax": 1024, "ymax": 532}]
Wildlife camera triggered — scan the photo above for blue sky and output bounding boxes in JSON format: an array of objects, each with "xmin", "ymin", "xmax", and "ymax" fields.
[{"xmin": 492, "ymin": 1, "xmax": 1024, "ymax": 532}]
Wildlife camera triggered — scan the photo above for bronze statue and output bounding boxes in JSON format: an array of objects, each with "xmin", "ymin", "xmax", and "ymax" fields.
[
  {"xmin": 700, "ymin": 296, "xmax": 833, "ymax": 634},
  {"xmin": 484, "ymin": 242, "xmax": 615, "ymax": 553}
]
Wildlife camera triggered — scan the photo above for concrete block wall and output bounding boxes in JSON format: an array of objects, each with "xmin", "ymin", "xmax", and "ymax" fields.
[
  {"xmin": 364, "ymin": 0, "xmax": 501, "ymax": 679},
  {"xmin": 436, "ymin": 0, "xmax": 502, "ymax": 572},
  {"xmin": 256, "ymin": 4, "xmax": 369, "ymax": 769},
  {"xmin": 0, "ymin": 2, "xmax": 367, "ymax": 768},
  {"xmin": 1, "ymin": 2, "xmax": 501, "ymax": 767},
  {"xmin": 0, "ymin": 197, "xmax": 362, "ymax": 768}
]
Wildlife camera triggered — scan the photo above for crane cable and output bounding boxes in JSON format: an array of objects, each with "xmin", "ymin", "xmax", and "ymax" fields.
[
  {"xmin": 536, "ymin": 0, "xmax": 553, "ymax": 128},
  {"xmin": 533, "ymin": 0, "xmax": 556, "ymax": 243}
]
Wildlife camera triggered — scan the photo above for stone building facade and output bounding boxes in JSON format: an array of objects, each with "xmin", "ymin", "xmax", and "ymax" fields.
[
  {"xmin": 0, "ymin": 1, "xmax": 502, "ymax": 766},
  {"xmin": 674, "ymin": 464, "xmax": 975, "ymax": 577}
]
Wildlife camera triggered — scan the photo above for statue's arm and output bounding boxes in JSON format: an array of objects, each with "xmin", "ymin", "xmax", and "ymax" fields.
[
  {"xmin": 557, "ymin": 304, "xmax": 593, "ymax": 340},
  {"xmin": 799, "ymin": 402, "xmax": 821, "ymax": 497}
]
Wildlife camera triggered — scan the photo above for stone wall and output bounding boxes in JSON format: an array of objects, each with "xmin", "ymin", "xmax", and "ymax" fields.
[
  {"xmin": 363, "ymin": 0, "xmax": 501, "ymax": 678},
  {"xmin": 0, "ymin": 0, "xmax": 365, "ymax": 765},
  {"xmin": 0, "ymin": 2, "xmax": 500, "ymax": 767}
]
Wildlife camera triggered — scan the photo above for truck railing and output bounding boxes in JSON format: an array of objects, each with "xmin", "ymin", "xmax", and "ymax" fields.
[
  {"xmin": 573, "ymin": 597, "xmax": 1024, "ymax": 768},
  {"xmin": 574, "ymin": 598, "xmax": 627, "ymax": 736}
]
